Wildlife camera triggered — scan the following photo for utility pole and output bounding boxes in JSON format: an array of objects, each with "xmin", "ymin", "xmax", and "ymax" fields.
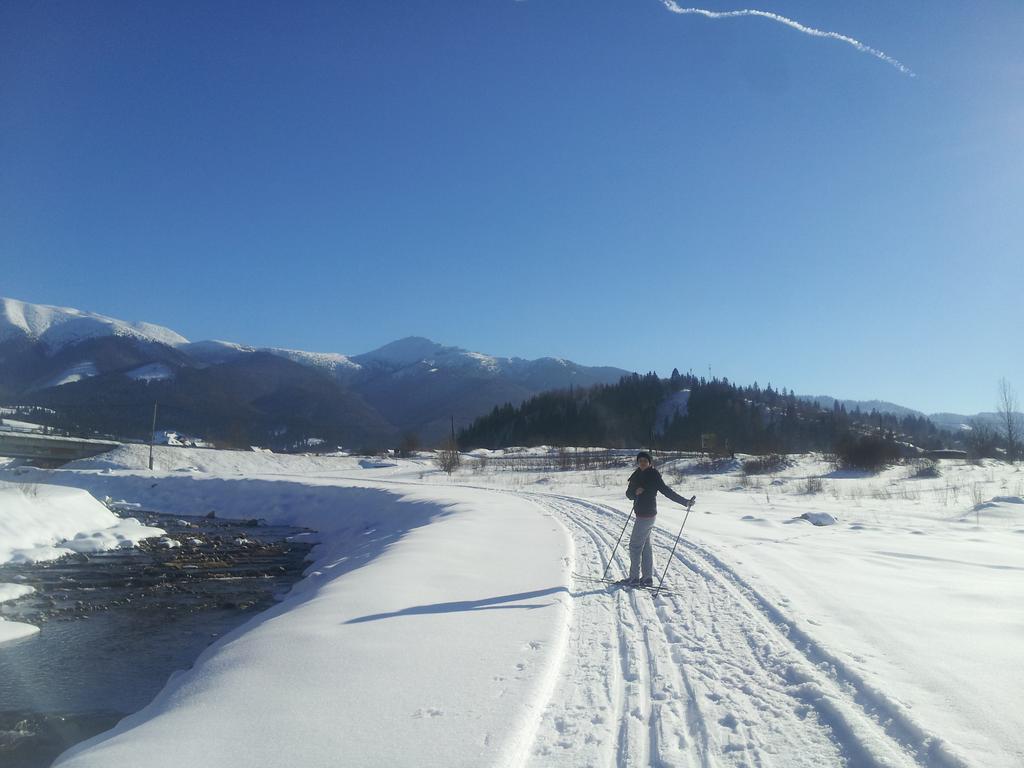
[{"xmin": 149, "ymin": 402, "xmax": 158, "ymax": 471}]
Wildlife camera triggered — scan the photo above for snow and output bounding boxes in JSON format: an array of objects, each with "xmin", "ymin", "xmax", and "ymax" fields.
[
  {"xmin": 0, "ymin": 482, "xmax": 164, "ymax": 565},
  {"xmin": 0, "ymin": 617, "xmax": 39, "ymax": 644},
  {"xmin": 0, "ymin": 577, "xmax": 37, "ymax": 648},
  {"xmin": 358, "ymin": 458, "xmax": 398, "ymax": 469},
  {"xmin": 125, "ymin": 363, "xmax": 174, "ymax": 381},
  {"xmin": 796, "ymin": 510, "xmax": 838, "ymax": 525},
  {"xmin": 0, "ymin": 582, "xmax": 35, "ymax": 604},
  {"xmin": 64, "ymin": 444, "xmax": 367, "ymax": 475},
  {"xmin": 355, "ymin": 336, "xmax": 511, "ymax": 375},
  {"xmin": 41, "ymin": 361, "xmax": 99, "ymax": 388},
  {"xmin": 18, "ymin": 457, "xmax": 569, "ymax": 768},
  {"xmin": 0, "ymin": 418, "xmax": 47, "ymax": 433},
  {"xmin": 0, "ymin": 296, "xmax": 189, "ymax": 352},
  {"xmin": 178, "ymin": 339, "xmax": 254, "ymax": 363},
  {"xmin": 0, "ymin": 482, "xmax": 164, "ymax": 647},
  {"xmin": 464, "ymin": 350, "xmax": 501, "ymax": 372},
  {"xmin": 356, "ymin": 336, "xmax": 450, "ymax": 366},
  {"xmin": 153, "ymin": 430, "xmax": 212, "ymax": 448},
  {"xmin": 2, "ymin": 448, "xmax": 1021, "ymax": 766},
  {"xmin": 265, "ymin": 347, "xmax": 362, "ymax": 373},
  {"xmin": 0, "ymin": 561, "xmax": 37, "ymax": 647}
]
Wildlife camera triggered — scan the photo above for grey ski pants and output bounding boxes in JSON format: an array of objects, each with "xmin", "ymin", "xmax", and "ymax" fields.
[{"xmin": 628, "ymin": 515, "xmax": 657, "ymax": 580}]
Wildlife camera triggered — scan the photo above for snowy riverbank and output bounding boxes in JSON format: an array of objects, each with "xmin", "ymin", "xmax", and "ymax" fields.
[
  {"xmin": 3, "ymin": 449, "xmax": 571, "ymax": 767},
  {"xmin": 0, "ymin": 482, "xmax": 164, "ymax": 645}
]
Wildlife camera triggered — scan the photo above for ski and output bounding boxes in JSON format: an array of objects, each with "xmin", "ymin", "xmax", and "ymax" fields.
[{"xmin": 571, "ymin": 571, "xmax": 679, "ymax": 597}]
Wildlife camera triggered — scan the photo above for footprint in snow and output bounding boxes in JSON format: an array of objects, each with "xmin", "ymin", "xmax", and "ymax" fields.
[
  {"xmin": 719, "ymin": 713, "xmax": 739, "ymax": 730},
  {"xmin": 413, "ymin": 707, "xmax": 444, "ymax": 719}
]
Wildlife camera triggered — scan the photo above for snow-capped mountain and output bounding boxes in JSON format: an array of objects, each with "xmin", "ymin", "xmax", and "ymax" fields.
[
  {"xmin": 0, "ymin": 297, "xmax": 628, "ymax": 447},
  {"xmin": 0, "ymin": 297, "xmax": 188, "ymax": 353},
  {"xmin": 2, "ymin": 297, "xmax": 1005, "ymax": 450},
  {"xmin": 351, "ymin": 336, "xmax": 619, "ymax": 386}
]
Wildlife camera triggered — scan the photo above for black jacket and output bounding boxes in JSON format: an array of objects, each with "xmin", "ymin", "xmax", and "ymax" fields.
[{"xmin": 626, "ymin": 467, "xmax": 690, "ymax": 517}]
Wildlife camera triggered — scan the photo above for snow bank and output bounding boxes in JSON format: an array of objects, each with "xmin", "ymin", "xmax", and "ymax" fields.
[
  {"xmin": 0, "ymin": 482, "xmax": 164, "ymax": 646},
  {"xmin": 991, "ymin": 495, "xmax": 1024, "ymax": 504},
  {"xmin": 0, "ymin": 582, "xmax": 35, "ymax": 603},
  {"xmin": 64, "ymin": 443, "xmax": 369, "ymax": 475},
  {"xmin": 0, "ymin": 482, "xmax": 164, "ymax": 564},
  {"xmin": 796, "ymin": 511, "xmax": 838, "ymax": 526},
  {"xmin": 0, "ymin": 581, "xmax": 38, "ymax": 645},
  {"xmin": 358, "ymin": 458, "xmax": 397, "ymax": 469},
  {"xmin": 968, "ymin": 496, "xmax": 1024, "ymax": 522},
  {"xmin": 0, "ymin": 617, "xmax": 39, "ymax": 644}
]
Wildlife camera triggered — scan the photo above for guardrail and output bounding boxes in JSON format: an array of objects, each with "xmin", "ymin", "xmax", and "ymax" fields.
[{"xmin": 0, "ymin": 432, "xmax": 121, "ymax": 465}]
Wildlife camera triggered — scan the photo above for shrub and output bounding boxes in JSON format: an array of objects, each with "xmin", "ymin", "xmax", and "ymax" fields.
[
  {"xmin": 435, "ymin": 437, "xmax": 461, "ymax": 475},
  {"xmin": 742, "ymin": 454, "xmax": 789, "ymax": 475},
  {"xmin": 909, "ymin": 459, "xmax": 941, "ymax": 479},
  {"xmin": 835, "ymin": 433, "xmax": 902, "ymax": 472},
  {"xmin": 688, "ymin": 457, "xmax": 736, "ymax": 474},
  {"xmin": 397, "ymin": 432, "xmax": 420, "ymax": 458}
]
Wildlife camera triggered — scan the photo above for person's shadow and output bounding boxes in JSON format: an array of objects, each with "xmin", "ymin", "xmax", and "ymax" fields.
[{"xmin": 343, "ymin": 586, "xmax": 607, "ymax": 624}]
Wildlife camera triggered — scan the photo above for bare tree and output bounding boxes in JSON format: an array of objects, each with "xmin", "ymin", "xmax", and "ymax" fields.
[
  {"xmin": 996, "ymin": 378, "xmax": 1022, "ymax": 463},
  {"xmin": 397, "ymin": 431, "xmax": 420, "ymax": 458},
  {"xmin": 966, "ymin": 418, "xmax": 1000, "ymax": 460},
  {"xmin": 435, "ymin": 435, "xmax": 462, "ymax": 475},
  {"xmin": 437, "ymin": 416, "xmax": 462, "ymax": 475}
]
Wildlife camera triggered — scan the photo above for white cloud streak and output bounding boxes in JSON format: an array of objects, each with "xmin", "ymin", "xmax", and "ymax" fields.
[{"xmin": 661, "ymin": 2, "xmax": 915, "ymax": 77}]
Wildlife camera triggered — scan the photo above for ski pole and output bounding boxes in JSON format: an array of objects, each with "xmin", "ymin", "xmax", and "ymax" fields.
[
  {"xmin": 602, "ymin": 504, "xmax": 635, "ymax": 579},
  {"xmin": 655, "ymin": 496, "xmax": 696, "ymax": 597}
]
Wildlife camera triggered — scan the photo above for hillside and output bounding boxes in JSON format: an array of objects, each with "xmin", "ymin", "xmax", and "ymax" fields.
[{"xmin": 461, "ymin": 372, "xmax": 955, "ymax": 454}]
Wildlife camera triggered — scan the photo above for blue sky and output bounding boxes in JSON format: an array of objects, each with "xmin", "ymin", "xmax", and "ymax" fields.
[{"xmin": 2, "ymin": 1, "xmax": 1022, "ymax": 414}]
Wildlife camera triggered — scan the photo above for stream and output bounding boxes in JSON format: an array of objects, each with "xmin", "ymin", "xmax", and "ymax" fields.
[{"xmin": 0, "ymin": 510, "xmax": 314, "ymax": 768}]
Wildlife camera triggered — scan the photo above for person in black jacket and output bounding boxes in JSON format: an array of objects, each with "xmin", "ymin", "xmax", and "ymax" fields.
[{"xmin": 623, "ymin": 451, "xmax": 693, "ymax": 587}]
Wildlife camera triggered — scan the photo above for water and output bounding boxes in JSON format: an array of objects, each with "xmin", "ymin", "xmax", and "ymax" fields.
[{"xmin": 0, "ymin": 511, "xmax": 314, "ymax": 768}]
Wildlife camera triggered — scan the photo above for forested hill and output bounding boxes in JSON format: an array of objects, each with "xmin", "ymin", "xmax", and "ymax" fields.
[{"xmin": 458, "ymin": 371, "xmax": 951, "ymax": 453}]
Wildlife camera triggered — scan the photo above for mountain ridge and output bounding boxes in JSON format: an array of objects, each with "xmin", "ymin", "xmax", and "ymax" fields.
[
  {"xmin": 1, "ymin": 297, "xmax": 1006, "ymax": 446},
  {"xmin": 0, "ymin": 297, "xmax": 629, "ymax": 447}
]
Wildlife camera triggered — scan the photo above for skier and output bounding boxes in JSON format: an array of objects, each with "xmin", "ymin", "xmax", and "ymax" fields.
[{"xmin": 621, "ymin": 451, "xmax": 693, "ymax": 587}]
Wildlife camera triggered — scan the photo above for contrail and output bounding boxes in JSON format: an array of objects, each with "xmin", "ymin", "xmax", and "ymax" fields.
[{"xmin": 661, "ymin": 2, "xmax": 915, "ymax": 77}]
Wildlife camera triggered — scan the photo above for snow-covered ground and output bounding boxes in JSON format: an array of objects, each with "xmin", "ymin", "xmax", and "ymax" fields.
[
  {"xmin": 1, "ymin": 445, "xmax": 1021, "ymax": 766},
  {"xmin": 0, "ymin": 417, "xmax": 48, "ymax": 433}
]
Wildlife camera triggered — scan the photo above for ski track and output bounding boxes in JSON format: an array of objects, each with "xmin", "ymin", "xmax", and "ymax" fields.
[
  {"xmin": 298, "ymin": 472, "xmax": 966, "ymax": 767},
  {"xmin": 520, "ymin": 491, "xmax": 961, "ymax": 768}
]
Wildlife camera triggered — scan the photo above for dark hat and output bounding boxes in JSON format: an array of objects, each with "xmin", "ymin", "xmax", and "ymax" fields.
[{"xmin": 636, "ymin": 451, "xmax": 653, "ymax": 465}]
